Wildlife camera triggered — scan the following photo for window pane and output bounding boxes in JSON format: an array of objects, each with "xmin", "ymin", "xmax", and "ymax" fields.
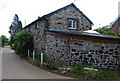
[
  {"xmin": 68, "ymin": 20, "xmax": 72, "ymax": 27},
  {"xmin": 118, "ymin": 27, "xmax": 120, "ymax": 35},
  {"xmin": 68, "ymin": 19, "xmax": 77, "ymax": 29},
  {"xmin": 73, "ymin": 20, "xmax": 77, "ymax": 28}
]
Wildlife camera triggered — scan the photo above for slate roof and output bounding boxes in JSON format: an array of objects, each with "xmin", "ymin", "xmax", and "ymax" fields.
[
  {"xmin": 24, "ymin": 3, "xmax": 93, "ymax": 28},
  {"xmin": 46, "ymin": 29, "xmax": 120, "ymax": 41}
]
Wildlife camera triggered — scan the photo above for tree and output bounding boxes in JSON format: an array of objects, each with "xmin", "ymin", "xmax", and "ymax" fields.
[
  {"xmin": 0, "ymin": 35, "xmax": 8, "ymax": 47},
  {"xmin": 94, "ymin": 26, "xmax": 117, "ymax": 36},
  {"xmin": 9, "ymin": 14, "xmax": 22, "ymax": 35},
  {"xmin": 13, "ymin": 30, "xmax": 33, "ymax": 57}
]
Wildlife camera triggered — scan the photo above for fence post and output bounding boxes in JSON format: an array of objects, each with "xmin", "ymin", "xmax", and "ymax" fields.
[
  {"xmin": 33, "ymin": 51, "xmax": 35, "ymax": 60},
  {"xmin": 28, "ymin": 49, "xmax": 30, "ymax": 58},
  {"xmin": 41, "ymin": 52, "xmax": 43, "ymax": 65}
]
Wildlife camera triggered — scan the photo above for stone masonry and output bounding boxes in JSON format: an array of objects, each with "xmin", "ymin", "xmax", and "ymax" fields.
[
  {"xmin": 47, "ymin": 5, "xmax": 92, "ymax": 31},
  {"xmin": 45, "ymin": 34, "xmax": 120, "ymax": 69}
]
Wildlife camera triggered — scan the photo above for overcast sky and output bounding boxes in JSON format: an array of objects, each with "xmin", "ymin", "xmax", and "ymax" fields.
[{"xmin": 0, "ymin": 0, "xmax": 119, "ymax": 38}]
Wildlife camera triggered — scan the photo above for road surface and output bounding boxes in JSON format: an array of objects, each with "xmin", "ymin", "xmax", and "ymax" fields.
[
  {"xmin": 0, "ymin": 47, "xmax": 2, "ymax": 80},
  {"xmin": 2, "ymin": 46, "xmax": 71, "ymax": 79}
]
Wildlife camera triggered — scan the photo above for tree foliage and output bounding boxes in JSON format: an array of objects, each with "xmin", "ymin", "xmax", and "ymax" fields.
[
  {"xmin": 12, "ymin": 30, "xmax": 33, "ymax": 57},
  {"xmin": 94, "ymin": 26, "xmax": 117, "ymax": 36},
  {"xmin": 9, "ymin": 14, "xmax": 22, "ymax": 35},
  {"xmin": 0, "ymin": 35, "xmax": 8, "ymax": 47}
]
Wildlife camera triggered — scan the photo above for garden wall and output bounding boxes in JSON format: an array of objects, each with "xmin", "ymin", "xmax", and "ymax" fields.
[{"xmin": 45, "ymin": 33, "xmax": 120, "ymax": 69}]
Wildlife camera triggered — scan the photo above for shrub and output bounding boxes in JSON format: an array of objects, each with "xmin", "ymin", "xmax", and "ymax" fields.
[
  {"xmin": 35, "ymin": 53, "xmax": 40, "ymax": 61},
  {"xmin": 94, "ymin": 26, "xmax": 117, "ymax": 36},
  {"xmin": 83, "ymin": 68, "xmax": 101, "ymax": 79},
  {"xmin": 70, "ymin": 63, "xmax": 101, "ymax": 79},
  {"xmin": 0, "ymin": 35, "xmax": 8, "ymax": 47},
  {"xmin": 14, "ymin": 30, "xmax": 33, "ymax": 57},
  {"xmin": 71, "ymin": 63, "xmax": 85, "ymax": 77},
  {"xmin": 11, "ymin": 44, "xmax": 15, "ymax": 49},
  {"xmin": 99, "ymin": 69, "xmax": 120, "ymax": 79}
]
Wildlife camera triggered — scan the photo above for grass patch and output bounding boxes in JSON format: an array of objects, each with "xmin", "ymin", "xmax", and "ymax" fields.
[{"xmin": 99, "ymin": 69, "xmax": 120, "ymax": 79}]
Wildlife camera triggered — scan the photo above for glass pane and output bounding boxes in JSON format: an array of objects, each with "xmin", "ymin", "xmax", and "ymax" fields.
[
  {"xmin": 73, "ymin": 20, "xmax": 77, "ymax": 28},
  {"xmin": 118, "ymin": 27, "xmax": 120, "ymax": 35},
  {"xmin": 68, "ymin": 20, "xmax": 72, "ymax": 27}
]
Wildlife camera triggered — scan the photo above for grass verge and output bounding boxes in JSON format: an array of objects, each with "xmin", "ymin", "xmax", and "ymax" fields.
[{"xmin": 22, "ymin": 57, "xmax": 120, "ymax": 79}]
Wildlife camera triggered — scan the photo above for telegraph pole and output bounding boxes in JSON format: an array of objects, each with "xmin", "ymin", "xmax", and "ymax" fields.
[
  {"xmin": 74, "ymin": 0, "xmax": 76, "ymax": 3},
  {"xmin": 25, "ymin": 20, "xmax": 26, "ymax": 26}
]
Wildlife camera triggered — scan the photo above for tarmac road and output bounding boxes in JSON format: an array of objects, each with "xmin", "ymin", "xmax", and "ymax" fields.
[
  {"xmin": 2, "ymin": 46, "xmax": 71, "ymax": 79},
  {"xmin": 0, "ymin": 47, "xmax": 2, "ymax": 80}
]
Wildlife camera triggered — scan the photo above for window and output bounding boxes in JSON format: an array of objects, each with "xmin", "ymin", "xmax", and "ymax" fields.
[
  {"xmin": 35, "ymin": 22, "xmax": 39, "ymax": 29},
  {"xmin": 68, "ymin": 19, "xmax": 77, "ymax": 29},
  {"xmin": 119, "ymin": 27, "xmax": 120, "ymax": 35}
]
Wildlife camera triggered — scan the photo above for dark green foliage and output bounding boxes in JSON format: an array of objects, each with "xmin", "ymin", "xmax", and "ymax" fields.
[
  {"xmin": 35, "ymin": 53, "xmax": 40, "ymax": 61},
  {"xmin": 9, "ymin": 14, "xmax": 22, "ymax": 35},
  {"xmin": 83, "ymin": 69, "xmax": 101, "ymax": 79},
  {"xmin": 71, "ymin": 63, "xmax": 85, "ymax": 77},
  {"xmin": 13, "ymin": 30, "xmax": 33, "ymax": 57},
  {"xmin": 99, "ymin": 69, "xmax": 120, "ymax": 79},
  {"xmin": 9, "ymin": 36, "xmax": 15, "ymax": 49},
  {"xmin": 94, "ymin": 26, "xmax": 117, "ymax": 36},
  {"xmin": 0, "ymin": 35, "xmax": 8, "ymax": 47},
  {"xmin": 70, "ymin": 63, "xmax": 120, "ymax": 79}
]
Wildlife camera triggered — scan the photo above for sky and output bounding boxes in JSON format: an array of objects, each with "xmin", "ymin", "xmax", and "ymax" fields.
[{"xmin": 0, "ymin": 0, "xmax": 119, "ymax": 38}]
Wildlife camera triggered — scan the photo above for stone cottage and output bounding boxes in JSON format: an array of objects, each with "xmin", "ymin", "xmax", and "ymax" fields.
[{"xmin": 23, "ymin": 3, "xmax": 120, "ymax": 69}]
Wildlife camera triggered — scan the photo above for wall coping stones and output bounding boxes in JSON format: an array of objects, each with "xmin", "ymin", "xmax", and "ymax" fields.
[{"xmin": 45, "ymin": 29, "xmax": 120, "ymax": 44}]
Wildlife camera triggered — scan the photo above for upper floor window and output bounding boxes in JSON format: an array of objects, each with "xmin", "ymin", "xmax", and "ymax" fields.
[
  {"xmin": 119, "ymin": 27, "xmax": 120, "ymax": 35},
  {"xmin": 68, "ymin": 19, "xmax": 77, "ymax": 29},
  {"xmin": 35, "ymin": 22, "xmax": 39, "ymax": 29}
]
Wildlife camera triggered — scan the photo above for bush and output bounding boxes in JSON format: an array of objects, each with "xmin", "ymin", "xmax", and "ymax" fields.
[
  {"xmin": 11, "ymin": 44, "xmax": 15, "ymax": 49},
  {"xmin": 13, "ymin": 30, "xmax": 33, "ymax": 57},
  {"xmin": 70, "ymin": 63, "xmax": 101, "ymax": 79},
  {"xmin": 0, "ymin": 35, "xmax": 8, "ymax": 47},
  {"xmin": 99, "ymin": 69, "xmax": 120, "ymax": 79},
  {"xmin": 83, "ymin": 68, "xmax": 101, "ymax": 79},
  {"xmin": 71, "ymin": 63, "xmax": 85, "ymax": 77},
  {"xmin": 94, "ymin": 26, "xmax": 117, "ymax": 36}
]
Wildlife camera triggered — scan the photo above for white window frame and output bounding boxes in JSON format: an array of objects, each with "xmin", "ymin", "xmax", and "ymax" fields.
[{"xmin": 68, "ymin": 20, "xmax": 77, "ymax": 29}]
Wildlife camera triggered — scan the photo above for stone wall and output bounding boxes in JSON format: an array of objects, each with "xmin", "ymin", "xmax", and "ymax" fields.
[
  {"xmin": 45, "ymin": 34, "xmax": 120, "ymax": 69},
  {"xmin": 34, "ymin": 20, "xmax": 47, "ymax": 52},
  {"xmin": 47, "ymin": 6, "xmax": 92, "ymax": 31},
  {"xmin": 24, "ymin": 23, "xmax": 38, "ymax": 35}
]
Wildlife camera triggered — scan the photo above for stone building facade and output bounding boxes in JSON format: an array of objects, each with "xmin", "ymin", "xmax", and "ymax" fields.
[{"xmin": 23, "ymin": 3, "xmax": 120, "ymax": 69}]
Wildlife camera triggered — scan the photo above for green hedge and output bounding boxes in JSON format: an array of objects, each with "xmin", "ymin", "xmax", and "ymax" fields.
[{"xmin": 11, "ymin": 30, "xmax": 33, "ymax": 58}]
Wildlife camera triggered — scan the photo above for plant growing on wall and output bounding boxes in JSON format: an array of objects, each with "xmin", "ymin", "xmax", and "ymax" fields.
[{"xmin": 14, "ymin": 30, "xmax": 33, "ymax": 57}]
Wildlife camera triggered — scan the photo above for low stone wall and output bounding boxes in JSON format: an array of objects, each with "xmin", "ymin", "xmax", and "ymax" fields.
[{"xmin": 45, "ymin": 34, "xmax": 120, "ymax": 69}]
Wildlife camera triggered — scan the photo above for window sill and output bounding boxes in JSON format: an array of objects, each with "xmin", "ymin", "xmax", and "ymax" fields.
[{"xmin": 69, "ymin": 28, "xmax": 77, "ymax": 30}]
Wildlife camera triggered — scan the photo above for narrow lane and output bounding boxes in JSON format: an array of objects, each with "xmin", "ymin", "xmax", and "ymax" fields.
[
  {"xmin": 0, "ymin": 47, "xmax": 2, "ymax": 80},
  {"xmin": 2, "ymin": 46, "xmax": 71, "ymax": 79}
]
